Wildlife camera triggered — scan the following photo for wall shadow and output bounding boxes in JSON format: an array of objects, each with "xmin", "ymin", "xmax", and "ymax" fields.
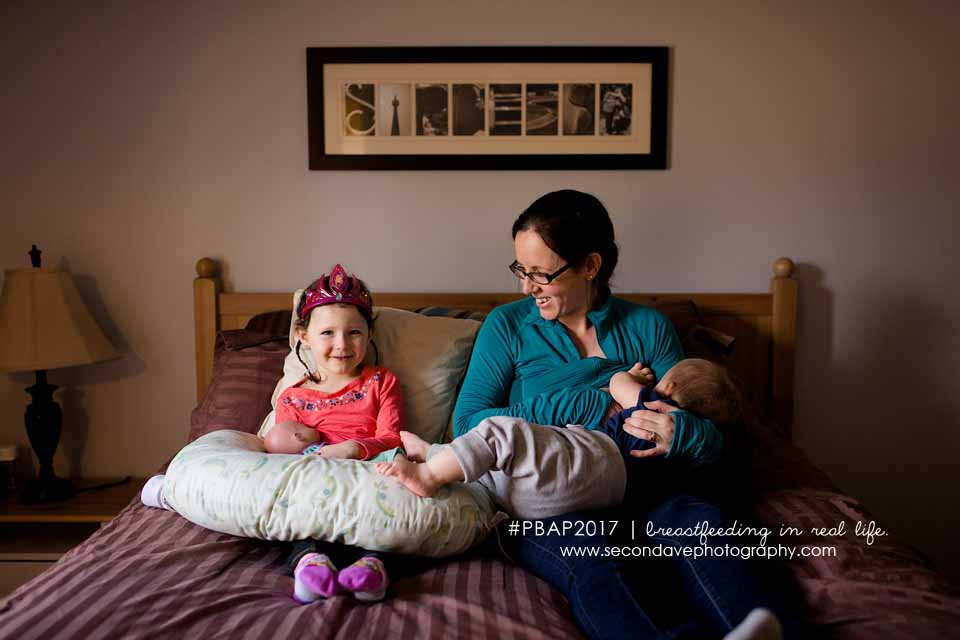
[
  {"xmin": 793, "ymin": 265, "xmax": 960, "ymax": 580},
  {"xmin": 836, "ymin": 286, "xmax": 960, "ymax": 581},
  {"xmin": 775, "ymin": 260, "xmax": 958, "ymax": 580},
  {"xmin": 792, "ymin": 261, "xmax": 834, "ymax": 446}
]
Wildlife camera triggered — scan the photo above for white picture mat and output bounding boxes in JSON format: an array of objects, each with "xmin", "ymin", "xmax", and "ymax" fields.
[{"xmin": 322, "ymin": 62, "xmax": 652, "ymax": 155}]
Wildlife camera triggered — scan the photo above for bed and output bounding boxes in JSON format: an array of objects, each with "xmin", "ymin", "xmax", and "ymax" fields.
[{"xmin": 1, "ymin": 257, "xmax": 957, "ymax": 639}]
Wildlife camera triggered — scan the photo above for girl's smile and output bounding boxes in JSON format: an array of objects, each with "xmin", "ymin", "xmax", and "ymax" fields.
[{"xmin": 298, "ymin": 303, "xmax": 371, "ymax": 383}]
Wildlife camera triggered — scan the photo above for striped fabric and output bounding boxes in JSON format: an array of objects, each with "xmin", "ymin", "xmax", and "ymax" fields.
[
  {"xmin": 746, "ymin": 427, "xmax": 960, "ymax": 637},
  {"xmin": 242, "ymin": 307, "xmax": 492, "ymax": 333},
  {"xmin": 752, "ymin": 488, "xmax": 960, "ymax": 638},
  {"xmin": 415, "ymin": 306, "xmax": 489, "ymax": 323},
  {"xmin": 244, "ymin": 310, "xmax": 292, "ymax": 338},
  {"xmin": 188, "ymin": 330, "xmax": 288, "ymax": 442},
  {"xmin": 2, "ymin": 435, "xmax": 958, "ymax": 637},
  {"xmin": 0, "ymin": 502, "xmax": 582, "ymax": 640}
]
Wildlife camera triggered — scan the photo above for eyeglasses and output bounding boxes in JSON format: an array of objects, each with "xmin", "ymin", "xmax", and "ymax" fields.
[{"xmin": 508, "ymin": 261, "xmax": 571, "ymax": 285}]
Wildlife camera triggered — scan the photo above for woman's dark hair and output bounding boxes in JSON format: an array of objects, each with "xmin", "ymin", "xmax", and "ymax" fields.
[
  {"xmin": 294, "ymin": 278, "xmax": 378, "ymax": 382},
  {"xmin": 512, "ymin": 189, "xmax": 619, "ymax": 307}
]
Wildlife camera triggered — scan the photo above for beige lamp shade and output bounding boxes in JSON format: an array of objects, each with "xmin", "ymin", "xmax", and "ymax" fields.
[{"xmin": 0, "ymin": 267, "xmax": 120, "ymax": 372}]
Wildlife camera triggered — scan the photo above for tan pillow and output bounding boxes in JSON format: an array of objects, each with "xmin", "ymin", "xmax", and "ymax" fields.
[{"xmin": 258, "ymin": 290, "xmax": 480, "ymax": 444}]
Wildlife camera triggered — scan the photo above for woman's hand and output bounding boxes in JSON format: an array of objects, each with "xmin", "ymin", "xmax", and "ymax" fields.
[
  {"xmin": 320, "ymin": 440, "xmax": 363, "ymax": 459},
  {"xmin": 622, "ymin": 400, "xmax": 676, "ymax": 458}
]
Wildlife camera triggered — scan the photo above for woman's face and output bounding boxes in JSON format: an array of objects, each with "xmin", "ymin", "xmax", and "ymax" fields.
[{"xmin": 513, "ymin": 229, "xmax": 593, "ymax": 323}]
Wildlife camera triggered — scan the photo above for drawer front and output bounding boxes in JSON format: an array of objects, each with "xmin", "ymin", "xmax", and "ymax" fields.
[{"xmin": 0, "ymin": 561, "xmax": 56, "ymax": 596}]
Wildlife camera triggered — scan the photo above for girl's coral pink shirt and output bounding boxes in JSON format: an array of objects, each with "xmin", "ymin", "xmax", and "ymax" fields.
[{"xmin": 275, "ymin": 365, "xmax": 404, "ymax": 459}]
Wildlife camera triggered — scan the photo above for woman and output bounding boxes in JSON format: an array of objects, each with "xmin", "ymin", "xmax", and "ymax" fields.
[{"xmin": 453, "ymin": 190, "xmax": 784, "ymax": 640}]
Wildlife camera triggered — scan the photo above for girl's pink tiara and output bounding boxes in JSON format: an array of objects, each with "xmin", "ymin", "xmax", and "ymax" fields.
[{"xmin": 300, "ymin": 264, "xmax": 372, "ymax": 320}]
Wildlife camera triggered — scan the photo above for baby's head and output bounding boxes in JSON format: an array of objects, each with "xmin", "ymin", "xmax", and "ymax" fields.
[
  {"xmin": 294, "ymin": 264, "xmax": 375, "ymax": 380},
  {"xmin": 264, "ymin": 420, "xmax": 323, "ymax": 454},
  {"xmin": 655, "ymin": 358, "xmax": 742, "ymax": 427}
]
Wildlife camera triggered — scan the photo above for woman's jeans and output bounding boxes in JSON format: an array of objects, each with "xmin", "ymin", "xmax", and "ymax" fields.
[{"xmin": 501, "ymin": 494, "xmax": 780, "ymax": 640}]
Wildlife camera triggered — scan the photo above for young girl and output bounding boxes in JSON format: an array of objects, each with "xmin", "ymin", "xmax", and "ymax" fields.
[
  {"xmin": 270, "ymin": 264, "xmax": 403, "ymax": 604},
  {"xmin": 263, "ymin": 264, "xmax": 402, "ymax": 463},
  {"xmin": 142, "ymin": 264, "xmax": 403, "ymax": 604}
]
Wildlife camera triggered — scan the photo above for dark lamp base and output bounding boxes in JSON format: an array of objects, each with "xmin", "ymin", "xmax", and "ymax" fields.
[
  {"xmin": 22, "ymin": 368, "xmax": 74, "ymax": 504},
  {"xmin": 20, "ymin": 474, "xmax": 76, "ymax": 504}
]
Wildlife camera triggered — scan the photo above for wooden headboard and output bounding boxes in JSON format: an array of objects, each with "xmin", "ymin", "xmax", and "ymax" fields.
[{"xmin": 193, "ymin": 257, "xmax": 798, "ymax": 438}]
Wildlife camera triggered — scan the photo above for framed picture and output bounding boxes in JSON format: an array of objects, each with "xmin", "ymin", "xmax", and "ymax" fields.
[{"xmin": 307, "ymin": 47, "xmax": 669, "ymax": 170}]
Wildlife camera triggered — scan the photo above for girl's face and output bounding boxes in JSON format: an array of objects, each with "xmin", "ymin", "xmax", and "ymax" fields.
[
  {"xmin": 513, "ymin": 229, "xmax": 595, "ymax": 324},
  {"xmin": 299, "ymin": 304, "xmax": 370, "ymax": 378}
]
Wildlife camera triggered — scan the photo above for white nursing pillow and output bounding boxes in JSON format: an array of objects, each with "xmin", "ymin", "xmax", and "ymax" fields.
[{"xmin": 164, "ymin": 430, "xmax": 496, "ymax": 557}]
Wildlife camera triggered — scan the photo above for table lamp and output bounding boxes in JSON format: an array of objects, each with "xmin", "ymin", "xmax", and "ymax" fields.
[{"xmin": 0, "ymin": 246, "xmax": 119, "ymax": 503}]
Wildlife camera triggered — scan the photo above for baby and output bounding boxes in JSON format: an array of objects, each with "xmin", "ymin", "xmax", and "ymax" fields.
[{"xmin": 376, "ymin": 358, "xmax": 741, "ymax": 520}]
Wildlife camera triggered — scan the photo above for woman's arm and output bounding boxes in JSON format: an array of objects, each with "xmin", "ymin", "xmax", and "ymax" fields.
[
  {"xmin": 456, "ymin": 386, "xmax": 612, "ymax": 438},
  {"xmin": 626, "ymin": 308, "xmax": 724, "ymax": 466},
  {"xmin": 452, "ymin": 308, "xmax": 610, "ymax": 437},
  {"xmin": 644, "ymin": 309, "xmax": 684, "ymax": 379}
]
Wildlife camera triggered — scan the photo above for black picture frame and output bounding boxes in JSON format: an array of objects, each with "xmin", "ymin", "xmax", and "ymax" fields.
[{"xmin": 307, "ymin": 46, "xmax": 669, "ymax": 171}]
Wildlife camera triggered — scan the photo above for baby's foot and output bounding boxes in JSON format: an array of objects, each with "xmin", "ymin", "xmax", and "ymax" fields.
[
  {"xmin": 399, "ymin": 430, "xmax": 429, "ymax": 462},
  {"xmin": 338, "ymin": 556, "xmax": 388, "ymax": 602},
  {"xmin": 293, "ymin": 553, "xmax": 340, "ymax": 603},
  {"xmin": 375, "ymin": 457, "xmax": 443, "ymax": 497}
]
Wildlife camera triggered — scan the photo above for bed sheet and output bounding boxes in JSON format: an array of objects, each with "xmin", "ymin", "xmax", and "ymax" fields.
[
  {"xmin": 0, "ymin": 500, "xmax": 581, "ymax": 640},
  {"xmin": 3, "ymin": 430, "xmax": 958, "ymax": 639}
]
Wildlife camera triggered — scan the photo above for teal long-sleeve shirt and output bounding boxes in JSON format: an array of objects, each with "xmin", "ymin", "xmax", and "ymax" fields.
[{"xmin": 452, "ymin": 295, "xmax": 723, "ymax": 466}]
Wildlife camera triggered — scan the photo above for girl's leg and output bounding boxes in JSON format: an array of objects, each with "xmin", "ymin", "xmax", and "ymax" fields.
[
  {"xmin": 140, "ymin": 475, "xmax": 172, "ymax": 510},
  {"xmin": 338, "ymin": 550, "xmax": 389, "ymax": 602},
  {"xmin": 337, "ymin": 545, "xmax": 422, "ymax": 602},
  {"xmin": 288, "ymin": 540, "xmax": 342, "ymax": 603},
  {"xmin": 287, "ymin": 539, "xmax": 435, "ymax": 603},
  {"xmin": 285, "ymin": 539, "xmax": 321, "ymax": 574},
  {"xmin": 293, "ymin": 552, "xmax": 340, "ymax": 602}
]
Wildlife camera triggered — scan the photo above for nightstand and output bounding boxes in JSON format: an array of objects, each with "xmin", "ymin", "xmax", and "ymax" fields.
[{"xmin": 0, "ymin": 477, "xmax": 146, "ymax": 596}]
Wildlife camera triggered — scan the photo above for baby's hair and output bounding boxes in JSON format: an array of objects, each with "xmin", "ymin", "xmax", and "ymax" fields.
[
  {"xmin": 666, "ymin": 359, "xmax": 743, "ymax": 427},
  {"xmin": 294, "ymin": 277, "xmax": 379, "ymax": 383}
]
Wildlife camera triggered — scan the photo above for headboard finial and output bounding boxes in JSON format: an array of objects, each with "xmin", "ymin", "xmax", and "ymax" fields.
[
  {"xmin": 196, "ymin": 258, "xmax": 218, "ymax": 279},
  {"xmin": 772, "ymin": 257, "xmax": 795, "ymax": 278}
]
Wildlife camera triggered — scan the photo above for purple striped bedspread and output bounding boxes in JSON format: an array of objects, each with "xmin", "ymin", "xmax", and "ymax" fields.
[
  {"xmin": 0, "ymin": 501, "xmax": 582, "ymax": 640},
  {"xmin": 2, "ymin": 431, "xmax": 958, "ymax": 638}
]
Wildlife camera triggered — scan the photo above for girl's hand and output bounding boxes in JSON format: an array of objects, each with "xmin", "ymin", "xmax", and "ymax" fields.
[
  {"xmin": 622, "ymin": 401, "xmax": 676, "ymax": 458},
  {"xmin": 320, "ymin": 440, "xmax": 363, "ymax": 459},
  {"xmin": 627, "ymin": 362, "xmax": 655, "ymax": 386}
]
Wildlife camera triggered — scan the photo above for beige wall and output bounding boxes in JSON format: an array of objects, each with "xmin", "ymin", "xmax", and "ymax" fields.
[{"xmin": 2, "ymin": 2, "xmax": 958, "ymax": 580}]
